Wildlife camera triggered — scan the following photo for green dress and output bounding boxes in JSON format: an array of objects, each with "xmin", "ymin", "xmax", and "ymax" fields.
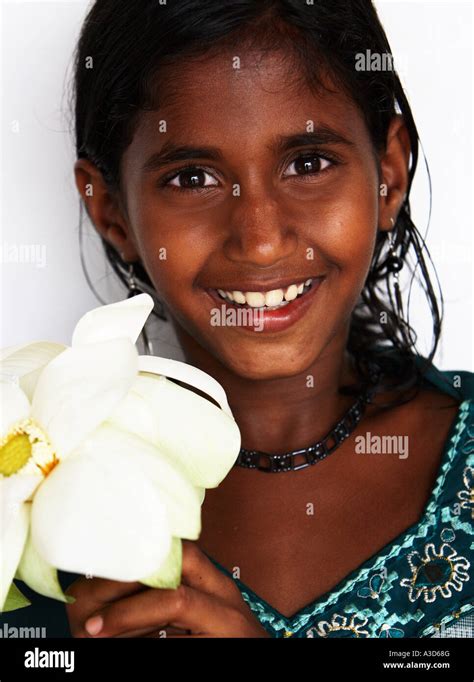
[
  {"xmin": 204, "ymin": 363, "xmax": 474, "ymax": 638},
  {"xmin": 1, "ymin": 360, "xmax": 473, "ymax": 639}
]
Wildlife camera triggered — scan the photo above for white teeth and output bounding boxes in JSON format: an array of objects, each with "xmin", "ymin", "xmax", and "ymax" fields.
[
  {"xmin": 245, "ymin": 292, "xmax": 266, "ymax": 308},
  {"xmin": 284, "ymin": 284, "xmax": 298, "ymax": 302},
  {"xmin": 215, "ymin": 278, "xmax": 313, "ymax": 307},
  {"xmin": 265, "ymin": 289, "xmax": 284, "ymax": 306},
  {"xmin": 232, "ymin": 290, "xmax": 246, "ymax": 304}
]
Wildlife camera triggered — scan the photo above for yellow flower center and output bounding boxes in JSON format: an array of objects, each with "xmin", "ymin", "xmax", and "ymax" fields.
[
  {"xmin": 0, "ymin": 418, "xmax": 58, "ymax": 477},
  {"xmin": 0, "ymin": 433, "xmax": 31, "ymax": 475}
]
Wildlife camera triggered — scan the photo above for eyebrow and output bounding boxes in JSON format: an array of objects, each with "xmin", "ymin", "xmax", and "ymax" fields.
[{"xmin": 141, "ymin": 126, "xmax": 353, "ymax": 174}]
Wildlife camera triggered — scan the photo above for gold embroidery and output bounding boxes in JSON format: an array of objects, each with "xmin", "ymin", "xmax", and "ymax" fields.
[{"xmin": 400, "ymin": 542, "xmax": 470, "ymax": 603}]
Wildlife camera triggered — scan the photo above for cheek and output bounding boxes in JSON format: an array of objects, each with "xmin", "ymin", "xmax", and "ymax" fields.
[
  {"xmin": 290, "ymin": 159, "xmax": 379, "ymax": 273},
  {"xmin": 296, "ymin": 184, "xmax": 379, "ymax": 324},
  {"xmin": 322, "ymin": 215, "xmax": 377, "ymax": 275},
  {"xmin": 299, "ymin": 197, "xmax": 378, "ymax": 280},
  {"xmin": 131, "ymin": 207, "xmax": 214, "ymax": 300}
]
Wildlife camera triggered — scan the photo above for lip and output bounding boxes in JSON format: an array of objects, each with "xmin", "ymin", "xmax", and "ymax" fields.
[{"xmin": 203, "ymin": 276, "xmax": 325, "ymax": 333}]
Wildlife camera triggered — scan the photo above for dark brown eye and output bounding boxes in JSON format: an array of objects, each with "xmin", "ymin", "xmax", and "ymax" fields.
[
  {"xmin": 166, "ymin": 167, "xmax": 218, "ymax": 189},
  {"xmin": 179, "ymin": 169, "xmax": 205, "ymax": 187},
  {"xmin": 283, "ymin": 154, "xmax": 331, "ymax": 177}
]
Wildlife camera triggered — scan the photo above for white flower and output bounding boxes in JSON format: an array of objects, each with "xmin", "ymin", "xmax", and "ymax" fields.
[{"xmin": 0, "ymin": 294, "xmax": 241, "ymax": 611}]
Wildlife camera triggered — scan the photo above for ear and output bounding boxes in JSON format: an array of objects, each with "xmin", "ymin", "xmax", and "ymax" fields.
[
  {"xmin": 377, "ymin": 114, "xmax": 411, "ymax": 232},
  {"xmin": 74, "ymin": 158, "xmax": 140, "ymax": 262}
]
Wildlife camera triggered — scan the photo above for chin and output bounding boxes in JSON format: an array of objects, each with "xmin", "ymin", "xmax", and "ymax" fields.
[{"xmin": 214, "ymin": 342, "xmax": 320, "ymax": 382}]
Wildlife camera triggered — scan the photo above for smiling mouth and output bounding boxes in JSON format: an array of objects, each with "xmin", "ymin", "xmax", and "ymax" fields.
[{"xmin": 210, "ymin": 278, "xmax": 317, "ymax": 310}]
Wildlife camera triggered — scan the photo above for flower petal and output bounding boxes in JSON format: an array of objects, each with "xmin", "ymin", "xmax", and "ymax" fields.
[
  {"xmin": 72, "ymin": 293, "xmax": 154, "ymax": 347},
  {"xmin": 1, "ymin": 473, "xmax": 41, "ymax": 582},
  {"xmin": 1, "ymin": 581, "xmax": 31, "ymax": 612},
  {"xmin": 30, "ymin": 338, "xmax": 138, "ymax": 457},
  {"xmin": 31, "ymin": 442, "xmax": 173, "ymax": 582},
  {"xmin": 110, "ymin": 373, "xmax": 240, "ymax": 488},
  {"xmin": 16, "ymin": 513, "xmax": 75, "ymax": 604},
  {"xmin": 140, "ymin": 537, "xmax": 182, "ymax": 589},
  {"xmin": 0, "ymin": 342, "xmax": 67, "ymax": 402},
  {"xmin": 78, "ymin": 423, "xmax": 202, "ymax": 539},
  {"xmin": 0, "ymin": 501, "xmax": 29, "ymax": 611},
  {"xmin": 0, "ymin": 473, "xmax": 42, "ymax": 531},
  {"xmin": 138, "ymin": 354, "xmax": 234, "ymax": 416},
  {"xmin": 0, "ymin": 380, "xmax": 30, "ymax": 435},
  {"xmin": 106, "ymin": 388, "xmax": 207, "ymax": 502},
  {"xmin": 1, "ymin": 344, "xmax": 27, "ymax": 361},
  {"xmin": 105, "ymin": 385, "xmax": 156, "ymax": 444}
]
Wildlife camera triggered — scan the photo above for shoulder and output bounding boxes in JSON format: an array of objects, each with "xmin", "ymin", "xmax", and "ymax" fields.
[
  {"xmin": 415, "ymin": 357, "xmax": 474, "ymax": 403},
  {"xmin": 370, "ymin": 349, "xmax": 474, "ymax": 403},
  {"xmin": 385, "ymin": 357, "xmax": 474, "ymax": 434},
  {"xmin": 415, "ymin": 361, "xmax": 474, "ymax": 439}
]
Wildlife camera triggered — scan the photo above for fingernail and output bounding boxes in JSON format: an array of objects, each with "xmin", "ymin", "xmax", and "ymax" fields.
[{"xmin": 85, "ymin": 615, "xmax": 103, "ymax": 636}]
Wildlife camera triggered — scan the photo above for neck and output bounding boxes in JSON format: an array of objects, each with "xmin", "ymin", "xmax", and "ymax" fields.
[{"xmin": 173, "ymin": 324, "xmax": 360, "ymax": 454}]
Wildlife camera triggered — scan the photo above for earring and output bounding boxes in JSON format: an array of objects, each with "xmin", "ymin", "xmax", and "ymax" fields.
[
  {"xmin": 386, "ymin": 217, "xmax": 404, "ymax": 316},
  {"xmin": 386, "ymin": 218, "xmax": 403, "ymax": 273},
  {"xmin": 125, "ymin": 262, "xmax": 155, "ymax": 356},
  {"xmin": 126, "ymin": 263, "xmax": 140, "ymax": 298}
]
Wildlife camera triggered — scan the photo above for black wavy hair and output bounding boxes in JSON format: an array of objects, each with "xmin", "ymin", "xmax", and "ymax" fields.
[{"xmin": 70, "ymin": 0, "xmax": 450, "ymax": 404}]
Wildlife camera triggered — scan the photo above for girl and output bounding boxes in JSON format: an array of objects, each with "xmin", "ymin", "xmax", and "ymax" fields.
[{"xmin": 7, "ymin": 0, "xmax": 474, "ymax": 638}]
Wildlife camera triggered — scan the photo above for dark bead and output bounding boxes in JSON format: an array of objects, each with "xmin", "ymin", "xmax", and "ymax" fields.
[{"xmin": 386, "ymin": 256, "xmax": 403, "ymax": 273}]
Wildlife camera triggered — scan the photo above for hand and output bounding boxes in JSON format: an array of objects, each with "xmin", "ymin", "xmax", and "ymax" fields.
[{"xmin": 65, "ymin": 540, "xmax": 271, "ymax": 638}]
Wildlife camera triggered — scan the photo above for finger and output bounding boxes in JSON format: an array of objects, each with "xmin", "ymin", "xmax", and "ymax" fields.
[
  {"xmin": 84, "ymin": 583, "xmax": 242, "ymax": 637},
  {"xmin": 69, "ymin": 544, "xmax": 244, "ymax": 637},
  {"xmin": 75, "ymin": 620, "xmax": 160, "ymax": 639},
  {"xmin": 66, "ymin": 577, "xmax": 148, "ymax": 637},
  {"xmin": 65, "ymin": 576, "xmax": 146, "ymax": 604},
  {"xmin": 181, "ymin": 541, "xmax": 243, "ymax": 607}
]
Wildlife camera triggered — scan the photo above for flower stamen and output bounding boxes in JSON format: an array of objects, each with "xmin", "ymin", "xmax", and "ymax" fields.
[{"xmin": 0, "ymin": 418, "xmax": 58, "ymax": 478}]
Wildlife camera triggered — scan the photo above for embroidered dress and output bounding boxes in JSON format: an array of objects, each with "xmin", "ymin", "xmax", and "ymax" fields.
[{"xmin": 203, "ymin": 364, "xmax": 474, "ymax": 638}]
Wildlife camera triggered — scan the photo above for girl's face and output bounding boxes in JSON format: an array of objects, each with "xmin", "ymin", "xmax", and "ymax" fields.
[{"xmin": 95, "ymin": 50, "xmax": 407, "ymax": 380}]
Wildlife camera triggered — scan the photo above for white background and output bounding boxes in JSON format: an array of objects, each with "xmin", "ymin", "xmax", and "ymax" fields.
[{"xmin": 0, "ymin": 0, "xmax": 472, "ymax": 369}]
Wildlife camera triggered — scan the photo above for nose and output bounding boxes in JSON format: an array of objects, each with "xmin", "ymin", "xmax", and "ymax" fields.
[{"xmin": 223, "ymin": 188, "xmax": 298, "ymax": 268}]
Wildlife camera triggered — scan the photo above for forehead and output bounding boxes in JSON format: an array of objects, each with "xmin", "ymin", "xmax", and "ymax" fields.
[{"xmin": 122, "ymin": 49, "xmax": 370, "ymax": 169}]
